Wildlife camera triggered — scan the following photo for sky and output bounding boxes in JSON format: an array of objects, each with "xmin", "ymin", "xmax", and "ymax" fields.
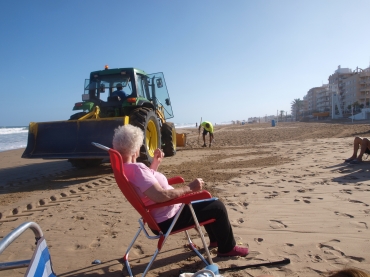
[{"xmin": 1, "ymin": 0, "xmax": 370, "ymax": 126}]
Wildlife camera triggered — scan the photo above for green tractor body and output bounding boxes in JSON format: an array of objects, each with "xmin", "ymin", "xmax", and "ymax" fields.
[{"xmin": 22, "ymin": 67, "xmax": 177, "ymax": 168}]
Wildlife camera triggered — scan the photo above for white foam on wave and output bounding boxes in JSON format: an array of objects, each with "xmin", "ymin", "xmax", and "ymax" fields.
[
  {"xmin": 0, "ymin": 127, "xmax": 28, "ymax": 135},
  {"xmin": 0, "ymin": 127, "xmax": 28, "ymax": 152}
]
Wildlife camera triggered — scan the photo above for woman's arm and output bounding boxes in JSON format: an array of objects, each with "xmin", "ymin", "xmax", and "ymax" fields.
[{"xmin": 144, "ymin": 178, "xmax": 203, "ymax": 203}]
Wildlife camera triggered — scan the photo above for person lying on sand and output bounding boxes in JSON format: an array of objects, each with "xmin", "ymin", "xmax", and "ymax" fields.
[
  {"xmin": 344, "ymin": 136, "xmax": 370, "ymax": 164},
  {"xmin": 112, "ymin": 124, "xmax": 249, "ymax": 257}
]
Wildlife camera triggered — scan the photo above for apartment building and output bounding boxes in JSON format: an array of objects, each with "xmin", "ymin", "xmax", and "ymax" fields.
[
  {"xmin": 359, "ymin": 67, "xmax": 370, "ymax": 108},
  {"xmin": 328, "ymin": 66, "xmax": 355, "ymax": 114},
  {"xmin": 315, "ymin": 84, "xmax": 330, "ymax": 113}
]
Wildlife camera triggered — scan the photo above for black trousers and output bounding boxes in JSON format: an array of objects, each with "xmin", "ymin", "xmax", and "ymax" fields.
[{"xmin": 157, "ymin": 200, "xmax": 236, "ymax": 253}]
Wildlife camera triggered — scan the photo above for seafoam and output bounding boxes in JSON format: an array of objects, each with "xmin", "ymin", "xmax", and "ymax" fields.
[{"xmin": 0, "ymin": 127, "xmax": 28, "ymax": 152}]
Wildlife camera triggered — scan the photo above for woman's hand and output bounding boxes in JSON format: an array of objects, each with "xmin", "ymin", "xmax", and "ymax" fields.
[
  {"xmin": 149, "ymin": 148, "xmax": 164, "ymax": 171},
  {"xmin": 188, "ymin": 178, "xmax": 203, "ymax": 192},
  {"xmin": 153, "ymin": 148, "xmax": 164, "ymax": 162}
]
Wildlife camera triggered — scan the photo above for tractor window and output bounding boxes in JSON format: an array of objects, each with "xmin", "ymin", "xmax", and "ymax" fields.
[
  {"xmin": 136, "ymin": 75, "xmax": 146, "ymax": 98},
  {"xmin": 147, "ymin": 72, "xmax": 174, "ymax": 119},
  {"xmin": 85, "ymin": 75, "xmax": 134, "ymax": 101}
]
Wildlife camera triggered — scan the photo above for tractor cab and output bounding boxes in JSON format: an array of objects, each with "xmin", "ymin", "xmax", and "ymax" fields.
[{"xmin": 73, "ymin": 67, "xmax": 174, "ymax": 119}]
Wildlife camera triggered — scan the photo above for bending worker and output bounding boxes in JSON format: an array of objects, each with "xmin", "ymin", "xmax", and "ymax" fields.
[{"xmin": 199, "ymin": 121, "xmax": 214, "ymax": 147}]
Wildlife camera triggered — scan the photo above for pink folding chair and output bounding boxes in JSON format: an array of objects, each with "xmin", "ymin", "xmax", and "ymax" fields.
[{"xmin": 92, "ymin": 142, "xmax": 216, "ymax": 277}]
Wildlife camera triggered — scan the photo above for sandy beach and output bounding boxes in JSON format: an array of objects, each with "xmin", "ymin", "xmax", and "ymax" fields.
[{"xmin": 1, "ymin": 122, "xmax": 370, "ymax": 277}]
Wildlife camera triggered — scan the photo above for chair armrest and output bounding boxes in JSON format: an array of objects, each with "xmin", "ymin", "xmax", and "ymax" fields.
[
  {"xmin": 167, "ymin": 176, "xmax": 184, "ymax": 185},
  {"xmin": 146, "ymin": 190, "xmax": 213, "ymax": 210}
]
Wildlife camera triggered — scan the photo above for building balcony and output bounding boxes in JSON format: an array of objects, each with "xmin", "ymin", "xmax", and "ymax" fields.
[{"xmin": 359, "ymin": 72, "xmax": 370, "ymax": 77}]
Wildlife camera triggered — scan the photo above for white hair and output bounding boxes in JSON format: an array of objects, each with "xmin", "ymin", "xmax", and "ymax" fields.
[{"xmin": 112, "ymin": 125, "xmax": 144, "ymax": 157}]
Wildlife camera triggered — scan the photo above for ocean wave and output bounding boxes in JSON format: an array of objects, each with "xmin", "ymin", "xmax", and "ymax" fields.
[
  {"xmin": 0, "ymin": 127, "xmax": 28, "ymax": 135},
  {"xmin": 0, "ymin": 143, "xmax": 27, "ymax": 152}
]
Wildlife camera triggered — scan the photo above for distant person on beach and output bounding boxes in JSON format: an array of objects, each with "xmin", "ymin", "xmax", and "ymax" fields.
[
  {"xmin": 112, "ymin": 124, "xmax": 249, "ymax": 257},
  {"xmin": 199, "ymin": 121, "xmax": 214, "ymax": 147},
  {"xmin": 112, "ymin": 83, "xmax": 129, "ymax": 101},
  {"xmin": 196, "ymin": 122, "xmax": 198, "ymax": 127},
  {"xmin": 344, "ymin": 136, "xmax": 370, "ymax": 164}
]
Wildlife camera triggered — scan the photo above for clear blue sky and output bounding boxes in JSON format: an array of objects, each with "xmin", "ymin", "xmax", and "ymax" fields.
[{"xmin": 1, "ymin": 1, "xmax": 370, "ymax": 126}]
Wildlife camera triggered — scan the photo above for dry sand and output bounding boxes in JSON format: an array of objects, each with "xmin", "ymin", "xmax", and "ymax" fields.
[{"xmin": 0, "ymin": 122, "xmax": 370, "ymax": 277}]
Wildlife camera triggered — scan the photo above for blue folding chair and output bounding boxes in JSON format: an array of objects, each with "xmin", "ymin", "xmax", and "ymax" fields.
[{"xmin": 0, "ymin": 221, "xmax": 56, "ymax": 277}]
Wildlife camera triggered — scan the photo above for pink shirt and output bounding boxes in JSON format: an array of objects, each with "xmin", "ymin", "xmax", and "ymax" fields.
[{"xmin": 123, "ymin": 162, "xmax": 181, "ymax": 223}]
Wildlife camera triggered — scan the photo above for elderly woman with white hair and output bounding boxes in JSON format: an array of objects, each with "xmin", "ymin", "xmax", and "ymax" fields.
[{"xmin": 112, "ymin": 124, "xmax": 249, "ymax": 257}]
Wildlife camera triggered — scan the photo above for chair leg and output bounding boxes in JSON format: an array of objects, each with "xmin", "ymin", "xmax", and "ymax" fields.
[
  {"xmin": 126, "ymin": 206, "xmax": 186, "ymax": 277},
  {"xmin": 142, "ymin": 248, "xmax": 160, "ymax": 277},
  {"xmin": 123, "ymin": 227, "xmax": 142, "ymax": 277},
  {"xmin": 185, "ymin": 230, "xmax": 210, "ymax": 266},
  {"xmin": 187, "ymin": 204, "xmax": 213, "ymax": 265}
]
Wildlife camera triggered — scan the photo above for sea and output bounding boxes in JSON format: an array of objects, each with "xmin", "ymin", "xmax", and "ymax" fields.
[
  {"xmin": 0, "ymin": 126, "xmax": 29, "ymax": 152},
  {"xmin": 0, "ymin": 121, "xmax": 232, "ymax": 153}
]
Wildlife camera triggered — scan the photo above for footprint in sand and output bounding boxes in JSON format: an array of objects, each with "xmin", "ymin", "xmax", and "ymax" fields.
[
  {"xmin": 269, "ymin": 220, "xmax": 287, "ymax": 229},
  {"xmin": 350, "ymin": 221, "xmax": 368, "ymax": 229},
  {"xmin": 254, "ymin": 238, "xmax": 263, "ymax": 244},
  {"xmin": 237, "ymin": 218, "xmax": 244, "ymax": 224},
  {"xmin": 308, "ymin": 253, "xmax": 323, "ymax": 263},
  {"xmin": 318, "ymin": 243, "xmax": 365, "ymax": 262},
  {"xmin": 74, "ymin": 243, "xmax": 87, "ymax": 250},
  {"xmin": 349, "ymin": 199, "xmax": 369, "ymax": 206},
  {"xmin": 265, "ymin": 192, "xmax": 279, "ymax": 199},
  {"xmin": 89, "ymin": 238, "xmax": 101, "ymax": 249},
  {"xmin": 334, "ymin": 211, "xmax": 354, "ymax": 218},
  {"xmin": 340, "ymin": 189, "xmax": 352, "ymax": 194},
  {"xmin": 133, "ymin": 244, "xmax": 144, "ymax": 255}
]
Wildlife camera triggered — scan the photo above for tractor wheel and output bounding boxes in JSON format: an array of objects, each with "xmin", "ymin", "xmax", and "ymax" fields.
[
  {"xmin": 161, "ymin": 122, "xmax": 176, "ymax": 157},
  {"xmin": 69, "ymin": 112, "xmax": 87, "ymax": 120},
  {"xmin": 130, "ymin": 107, "xmax": 161, "ymax": 166},
  {"xmin": 68, "ymin": 158, "xmax": 103, "ymax": 169}
]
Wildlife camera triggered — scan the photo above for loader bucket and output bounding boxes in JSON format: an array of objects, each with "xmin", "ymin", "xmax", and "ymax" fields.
[{"xmin": 22, "ymin": 117, "xmax": 128, "ymax": 159}]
